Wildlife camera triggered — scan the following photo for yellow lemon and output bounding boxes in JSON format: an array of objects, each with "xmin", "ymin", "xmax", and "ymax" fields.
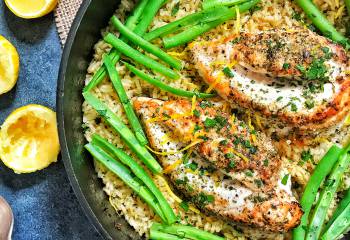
[
  {"xmin": 0, "ymin": 105, "xmax": 60, "ymax": 173},
  {"xmin": 0, "ymin": 35, "xmax": 19, "ymax": 95},
  {"xmin": 4, "ymin": 0, "xmax": 58, "ymax": 19}
]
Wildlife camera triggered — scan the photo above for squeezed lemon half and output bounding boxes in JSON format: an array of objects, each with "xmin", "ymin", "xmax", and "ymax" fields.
[
  {"xmin": 0, "ymin": 35, "xmax": 19, "ymax": 95},
  {"xmin": 0, "ymin": 105, "xmax": 60, "ymax": 173},
  {"xmin": 4, "ymin": 0, "xmax": 58, "ymax": 19}
]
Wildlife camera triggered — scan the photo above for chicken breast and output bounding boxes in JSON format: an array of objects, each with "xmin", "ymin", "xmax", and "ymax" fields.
[
  {"xmin": 134, "ymin": 97, "xmax": 303, "ymax": 232},
  {"xmin": 190, "ymin": 28, "xmax": 350, "ymax": 137}
]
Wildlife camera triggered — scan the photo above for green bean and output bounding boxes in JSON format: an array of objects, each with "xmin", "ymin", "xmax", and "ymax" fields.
[
  {"xmin": 83, "ymin": 91, "xmax": 162, "ymax": 174},
  {"xmin": 151, "ymin": 222, "xmax": 225, "ymax": 240},
  {"xmin": 163, "ymin": 0, "xmax": 260, "ymax": 49},
  {"xmin": 143, "ymin": 6, "xmax": 232, "ymax": 41},
  {"xmin": 295, "ymin": 0, "xmax": 350, "ymax": 49},
  {"xmin": 321, "ymin": 201, "xmax": 350, "ymax": 240},
  {"xmin": 150, "ymin": 230, "xmax": 190, "ymax": 240},
  {"xmin": 111, "ymin": 16, "xmax": 182, "ymax": 70},
  {"xmin": 84, "ymin": 0, "xmax": 165, "ymax": 92},
  {"xmin": 346, "ymin": 0, "xmax": 350, "ymax": 16},
  {"xmin": 84, "ymin": 143, "xmax": 166, "ymax": 222},
  {"xmin": 306, "ymin": 144, "xmax": 350, "ymax": 240},
  {"xmin": 292, "ymin": 145, "xmax": 343, "ymax": 240},
  {"xmin": 324, "ymin": 188, "xmax": 350, "ymax": 233},
  {"xmin": 84, "ymin": 0, "xmax": 149, "ymax": 92},
  {"xmin": 202, "ymin": 0, "xmax": 248, "ymax": 10},
  {"xmin": 133, "ymin": 0, "xmax": 166, "ymax": 36},
  {"xmin": 104, "ymin": 55, "xmax": 148, "ymax": 145},
  {"xmin": 124, "ymin": 62, "xmax": 216, "ymax": 99},
  {"xmin": 104, "ymin": 33, "xmax": 180, "ymax": 79},
  {"xmin": 91, "ymin": 134, "xmax": 177, "ymax": 225}
]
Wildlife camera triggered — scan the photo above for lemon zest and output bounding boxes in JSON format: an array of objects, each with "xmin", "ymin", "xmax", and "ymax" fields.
[
  {"xmin": 231, "ymin": 148, "xmax": 250, "ymax": 162},
  {"xmin": 247, "ymin": 113, "xmax": 257, "ymax": 144},
  {"xmin": 206, "ymin": 71, "xmax": 223, "ymax": 93},
  {"xmin": 254, "ymin": 113, "xmax": 263, "ymax": 130},
  {"xmin": 230, "ymin": 113, "xmax": 236, "ymax": 123},
  {"xmin": 146, "ymin": 113, "xmax": 191, "ymax": 123},
  {"xmin": 146, "ymin": 139, "xmax": 203, "ymax": 156},
  {"xmin": 344, "ymin": 113, "xmax": 350, "ymax": 126},
  {"xmin": 191, "ymin": 95, "xmax": 197, "ymax": 116},
  {"xmin": 164, "ymin": 159, "xmax": 183, "ymax": 173},
  {"xmin": 109, "ymin": 196, "xmax": 120, "ymax": 212},
  {"xmin": 335, "ymin": 5, "xmax": 344, "ymax": 19},
  {"xmin": 167, "ymin": 51, "xmax": 186, "ymax": 57},
  {"xmin": 155, "ymin": 175, "xmax": 200, "ymax": 214}
]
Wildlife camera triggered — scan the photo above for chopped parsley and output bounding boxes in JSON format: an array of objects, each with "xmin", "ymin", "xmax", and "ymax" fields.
[
  {"xmin": 290, "ymin": 102, "xmax": 298, "ymax": 112},
  {"xmin": 300, "ymin": 150, "xmax": 313, "ymax": 165},
  {"xmin": 198, "ymin": 135, "xmax": 209, "ymax": 141},
  {"xmin": 179, "ymin": 201, "xmax": 189, "ymax": 212},
  {"xmin": 304, "ymin": 59, "xmax": 328, "ymax": 80},
  {"xmin": 305, "ymin": 99, "xmax": 315, "ymax": 109},
  {"xmin": 204, "ymin": 118, "xmax": 217, "ymax": 128},
  {"xmin": 231, "ymin": 37, "xmax": 241, "ymax": 44},
  {"xmin": 263, "ymin": 159, "xmax": 269, "ymax": 166},
  {"xmin": 249, "ymin": 146, "xmax": 258, "ymax": 154},
  {"xmin": 228, "ymin": 160, "xmax": 235, "ymax": 169},
  {"xmin": 162, "ymin": 113, "xmax": 171, "ymax": 119},
  {"xmin": 188, "ymin": 162, "xmax": 198, "ymax": 171},
  {"xmin": 194, "ymin": 193, "xmax": 215, "ymax": 207},
  {"xmin": 282, "ymin": 63, "xmax": 290, "ymax": 70},
  {"xmin": 97, "ymin": 109, "xmax": 108, "ymax": 117},
  {"xmin": 277, "ymin": 96, "xmax": 283, "ymax": 102},
  {"xmin": 203, "ymin": 115, "xmax": 227, "ymax": 130},
  {"xmin": 219, "ymin": 139, "xmax": 228, "ymax": 145},
  {"xmin": 292, "ymin": 11, "xmax": 302, "ymax": 21},
  {"xmin": 254, "ymin": 179, "xmax": 263, "ymax": 188},
  {"xmin": 324, "ymin": 179, "xmax": 336, "ymax": 187},
  {"xmin": 193, "ymin": 124, "xmax": 202, "ymax": 133},
  {"xmin": 281, "ymin": 174, "xmax": 289, "ymax": 185},
  {"xmin": 245, "ymin": 170, "xmax": 254, "ymax": 177},
  {"xmin": 199, "ymin": 101, "xmax": 213, "ymax": 109},
  {"xmin": 223, "ymin": 67, "xmax": 234, "ymax": 78},
  {"xmin": 225, "ymin": 153, "xmax": 235, "ymax": 159},
  {"xmin": 193, "ymin": 109, "xmax": 200, "ymax": 117},
  {"xmin": 171, "ymin": 2, "xmax": 180, "ymax": 16}
]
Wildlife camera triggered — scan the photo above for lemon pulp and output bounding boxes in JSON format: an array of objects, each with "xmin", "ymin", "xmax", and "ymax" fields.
[{"xmin": 0, "ymin": 105, "xmax": 60, "ymax": 173}]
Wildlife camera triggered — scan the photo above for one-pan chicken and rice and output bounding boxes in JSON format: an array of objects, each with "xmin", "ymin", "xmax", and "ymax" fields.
[{"xmin": 82, "ymin": 0, "xmax": 350, "ymax": 239}]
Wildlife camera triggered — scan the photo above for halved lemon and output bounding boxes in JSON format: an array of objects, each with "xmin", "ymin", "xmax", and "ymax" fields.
[
  {"xmin": 0, "ymin": 35, "xmax": 19, "ymax": 95},
  {"xmin": 4, "ymin": 0, "xmax": 58, "ymax": 19},
  {"xmin": 0, "ymin": 105, "xmax": 60, "ymax": 173}
]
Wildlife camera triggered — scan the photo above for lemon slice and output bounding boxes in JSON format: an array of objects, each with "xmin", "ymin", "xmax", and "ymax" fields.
[
  {"xmin": 0, "ymin": 35, "xmax": 19, "ymax": 95},
  {"xmin": 4, "ymin": 0, "xmax": 58, "ymax": 19},
  {"xmin": 0, "ymin": 105, "xmax": 60, "ymax": 173}
]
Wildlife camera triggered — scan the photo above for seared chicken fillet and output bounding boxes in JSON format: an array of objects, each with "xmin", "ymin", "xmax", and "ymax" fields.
[
  {"xmin": 190, "ymin": 28, "xmax": 350, "ymax": 136},
  {"xmin": 134, "ymin": 97, "xmax": 303, "ymax": 232}
]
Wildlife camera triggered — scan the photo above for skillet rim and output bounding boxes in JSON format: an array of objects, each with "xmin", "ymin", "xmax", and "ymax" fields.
[{"xmin": 56, "ymin": 0, "xmax": 111, "ymax": 239}]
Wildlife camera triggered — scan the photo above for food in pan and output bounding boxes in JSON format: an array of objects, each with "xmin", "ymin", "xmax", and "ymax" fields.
[{"xmin": 82, "ymin": 0, "xmax": 350, "ymax": 239}]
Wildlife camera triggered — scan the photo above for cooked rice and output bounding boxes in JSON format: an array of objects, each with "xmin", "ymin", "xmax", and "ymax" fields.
[{"xmin": 82, "ymin": 0, "xmax": 350, "ymax": 239}]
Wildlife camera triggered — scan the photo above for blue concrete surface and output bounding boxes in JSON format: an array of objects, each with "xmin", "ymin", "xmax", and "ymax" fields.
[{"xmin": 0, "ymin": 2, "xmax": 101, "ymax": 239}]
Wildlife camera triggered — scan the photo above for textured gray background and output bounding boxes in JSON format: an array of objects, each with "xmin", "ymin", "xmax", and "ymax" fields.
[{"xmin": 0, "ymin": 2, "xmax": 101, "ymax": 239}]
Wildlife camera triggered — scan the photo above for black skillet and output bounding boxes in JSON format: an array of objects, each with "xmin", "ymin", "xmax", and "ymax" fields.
[
  {"xmin": 56, "ymin": 0, "xmax": 350, "ymax": 239},
  {"xmin": 57, "ymin": 0, "xmax": 141, "ymax": 239}
]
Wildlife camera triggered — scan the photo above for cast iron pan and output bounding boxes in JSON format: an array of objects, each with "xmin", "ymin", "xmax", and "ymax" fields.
[
  {"xmin": 57, "ymin": 0, "xmax": 141, "ymax": 239},
  {"xmin": 57, "ymin": 1, "xmax": 350, "ymax": 239}
]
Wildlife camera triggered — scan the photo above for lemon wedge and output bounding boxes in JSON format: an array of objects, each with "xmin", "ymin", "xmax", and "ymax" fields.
[
  {"xmin": 0, "ymin": 35, "xmax": 19, "ymax": 95},
  {"xmin": 0, "ymin": 105, "xmax": 60, "ymax": 173},
  {"xmin": 4, "ymin": 0, "xmax": 58, "ymax": 19}
]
